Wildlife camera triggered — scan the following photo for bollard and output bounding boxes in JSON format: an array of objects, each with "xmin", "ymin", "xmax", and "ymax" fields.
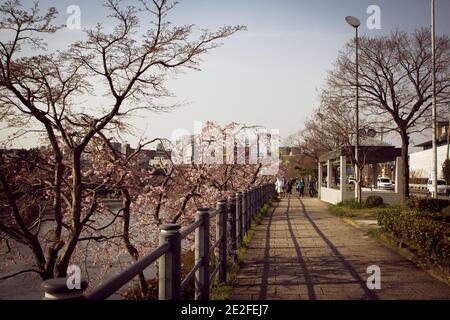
[
  {"xmin": 158, "ymin": 224, "xmax": 181, "ymax": 300},
  {"xmin": 42, "ymin": 278, "xmax": 88, "ymax": 300},
  {"xmin": 195, "ymin": 208, "xmax": 210, "ymax": 300}
]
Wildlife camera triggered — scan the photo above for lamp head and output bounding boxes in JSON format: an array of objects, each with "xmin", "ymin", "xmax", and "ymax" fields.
[{"xmin": 345, "ymin": 16, "xmax": 361, "ymax": 28}]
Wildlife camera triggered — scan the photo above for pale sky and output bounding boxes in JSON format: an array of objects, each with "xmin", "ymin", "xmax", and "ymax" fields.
[{"xmin": 1, "ymin": 0, "xmax": 450, "ymax": 149}]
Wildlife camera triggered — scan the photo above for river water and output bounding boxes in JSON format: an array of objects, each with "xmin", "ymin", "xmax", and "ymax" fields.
[{"xmin": 0, "ymin": 201, "xmax": 161, "ymax": 300}]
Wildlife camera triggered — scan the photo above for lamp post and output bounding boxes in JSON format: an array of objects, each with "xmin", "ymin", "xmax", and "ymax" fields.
[
  {"xmin": 431, "ymin": 0, "xmax": 438, "ymax": 198},
  {"xmin": 346, "ymin": 15, "xmax": 361, "ymax": 204}
]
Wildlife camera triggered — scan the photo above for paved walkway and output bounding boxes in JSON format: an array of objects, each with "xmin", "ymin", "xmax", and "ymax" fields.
[{"xmin": 230, "ymin": 196, "xmax": 450, "ymax": 300}]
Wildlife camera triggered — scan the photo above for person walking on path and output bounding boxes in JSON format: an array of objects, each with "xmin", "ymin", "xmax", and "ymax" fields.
[
  {"xmin": 285, "ymin": 179, "xmax": 292, "ymax": 195},
  {"xmin": 288, "ymin": 179, "xmax": 294, "ymax": 194},
  {"xmin": 309, "ymin": 179, "xmax": 316, "ymax": 197},
  {"xmin": 297, "ymin": 178, "xmax": 305, "ymax": 198},
  {"xmin": 275, "ymin": 177, "xmax": 284, "ymax": 198}
]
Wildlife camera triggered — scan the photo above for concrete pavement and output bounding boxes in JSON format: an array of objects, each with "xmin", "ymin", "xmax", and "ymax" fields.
[{"xmin": 229, "ymin": 196, "xmax": 450, "ymax": 300}]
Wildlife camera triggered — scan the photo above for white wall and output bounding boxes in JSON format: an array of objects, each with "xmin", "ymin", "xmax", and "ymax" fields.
[
  {"xmin": 335, "ymin": 189, "xmax": 400, "ymax": 206},
  {"xmin": 342, "ymin": 190, "xmax": 354, "ymax": 202},
  {"xmin": 320, "ymin": 187, "xmax": 342, "ymax": 205},
  {"xmin": 410, "ymin": 145, "xmax": 448, "ymax": 179}
]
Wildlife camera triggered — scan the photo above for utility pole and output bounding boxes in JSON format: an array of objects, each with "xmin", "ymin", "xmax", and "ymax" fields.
[
  {"xmin": 355, "ymin": 26, "xmax": 361, "ymax": 204},
  {"xmin": 447, "ymin": 102, "xmax": 450, "ymax": 160}
]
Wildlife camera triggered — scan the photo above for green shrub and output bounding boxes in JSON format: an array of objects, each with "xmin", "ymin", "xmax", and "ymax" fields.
[
  {"xmin": 378, "ymin": 207, "xmax": 450, "ymax": 264},
  {"xmin": 403, "ymin": 209, "xmax": 450, "ymax": 223},
  {"xmin": 435, "ymin": 206, "xmax": 450, "ymax": 223},
  {"xmin": 406, "ymin": 197, "xmax": 450, "ymax": 213},
  {"xmin": 365, "ymin": 196, "xmax": 384, "ymax": 208}
]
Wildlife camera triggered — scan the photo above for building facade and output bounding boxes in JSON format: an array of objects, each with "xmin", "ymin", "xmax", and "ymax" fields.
[
  {"xmin": 409, "ymin": 121, "xmax": 449, "ymax": 179},
  {"xmin": 409, "ymin": 144, "xmax": 448, "ymax": 179}
]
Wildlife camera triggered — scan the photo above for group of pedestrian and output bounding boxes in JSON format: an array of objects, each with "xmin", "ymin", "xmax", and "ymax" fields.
[{"xmin": 275, "ymin": 177, "xmax": 316, "ymax": 198}]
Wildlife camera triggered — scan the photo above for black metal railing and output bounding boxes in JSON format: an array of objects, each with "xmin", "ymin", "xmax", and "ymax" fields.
[{"xmin": 41, "ymin": 183, "xmax": 275, "ymax": 300}]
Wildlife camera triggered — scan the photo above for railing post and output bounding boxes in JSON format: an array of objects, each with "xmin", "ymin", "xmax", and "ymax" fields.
[
  {"xmin": 255, "ymin": 186, "xmax": 258, "ymax": 215},
  {"xmin": 262, "ymin": 184, "xmax": 265, "ymax": 203},
  {"xmin": 216, "ymin": 199, "xmax": 227, "ymax": 283},
  {"xmin": 248, "ymin": 187, "xmax": 253, "ymax": 228},
  {"xmin": 42, "ymin": 278, "xmax": 88, "ymax": 300},
  {"xmin": 236, "ymin": 192, "xmax": 243, "ymax": 246},
  {"xmin": 241, "ymin": 190, "xmax": 247, "ymax": 237},
  {"xmin": 228, "ymin": 194, "xmax": 238, "ymax": 263},
  {"xmin": 259, "ymin": 185, "xmax": 263, "ymax": 210},
  {"xmin": 256, "ymin": 186, "xmax": 259, "ymax": 212},
  {"xmin": 229, "ymin": 194, "xmax": 237, "ymax": 262},
  {"xmin": 254, "ymin": 186, "xmax": 258, "ymax": 217},
  {"xmin": 252, "ymin": 187, "xmax": 256, "ymax": 220},
  {"xmin": 267, "ymin": 184, "xmax": 271, "ymax": 201},
  {"xmin": 158, "ymin": 224, "xmax": 181, "ymax": 300},
  {"xmin": 195, "ymin": 208, "xmax": 210, "ymax": 300},
  {"xmin": 247, "ymin": 187, "xmax": 253, "ymax": 231}
]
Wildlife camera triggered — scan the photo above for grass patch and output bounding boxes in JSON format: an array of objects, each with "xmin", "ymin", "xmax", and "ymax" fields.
[{"xmin": 330, "ymin": 204, "xmax": 383, "ymax": 220}]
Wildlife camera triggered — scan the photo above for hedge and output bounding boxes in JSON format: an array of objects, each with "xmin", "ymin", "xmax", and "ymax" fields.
[
  {"xmin": 365, "ymin": 196, "xmax": 383, "ymax": 208},
  {"xmin": 378, "ymin": 207, "xmax": 450, "ymax": 264},
  {"xmin": 406, "ymin": 197, "xmax": 450, "ymax": 213}
]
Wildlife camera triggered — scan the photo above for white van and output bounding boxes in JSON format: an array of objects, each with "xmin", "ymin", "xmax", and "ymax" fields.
[{"xmin": 427, "ymin": 179, "xmax": 450, "ymax": 196}]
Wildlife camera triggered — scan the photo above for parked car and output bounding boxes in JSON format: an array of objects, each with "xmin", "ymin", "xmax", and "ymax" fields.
[
  {"xmin": 427, "ymin": 179, "xmax": 450, "ymax": 196},
  {"xmin": 377, "ymin": 177, "xmax": 394, "ymax": 190}
]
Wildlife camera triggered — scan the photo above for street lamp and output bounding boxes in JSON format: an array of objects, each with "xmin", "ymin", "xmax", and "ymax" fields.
[
  {"xmin": 346, "ymin": 15, "xmax": 361, "ymax": 203},
  {"xmin": 431, "ymin": 0, "xmax": 438, "ymax": 198}
]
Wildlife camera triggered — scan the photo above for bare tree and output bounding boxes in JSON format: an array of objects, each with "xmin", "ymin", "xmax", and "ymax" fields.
[
  {"xmin": 0, "ymin": 0, "xmax": 244, "ymax": 280},
  {"xmin": 326, "ymin": 29, "xmax": 450, "ymax": 200}
]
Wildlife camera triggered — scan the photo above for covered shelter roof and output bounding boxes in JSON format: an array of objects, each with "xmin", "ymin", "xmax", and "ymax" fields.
[{"xmin": 318, "ymin": 138, "xmax": 401, "ymax": 164}]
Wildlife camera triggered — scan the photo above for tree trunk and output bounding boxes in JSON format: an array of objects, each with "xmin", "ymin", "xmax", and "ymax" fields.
[
  {"xmin": 121, "ymin": 189, "xmax": 149, "ymax": 298},
  {"xmin": 55, "ymin": 149, "xmax": 83, "ymax": 277},
  {"xmin": 400, "ymin": 129, "xmax": 410, "ymax": 202},
  {"xmin": 44, "ymin": 158, "xmax": 65, "ymax": 279}
]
